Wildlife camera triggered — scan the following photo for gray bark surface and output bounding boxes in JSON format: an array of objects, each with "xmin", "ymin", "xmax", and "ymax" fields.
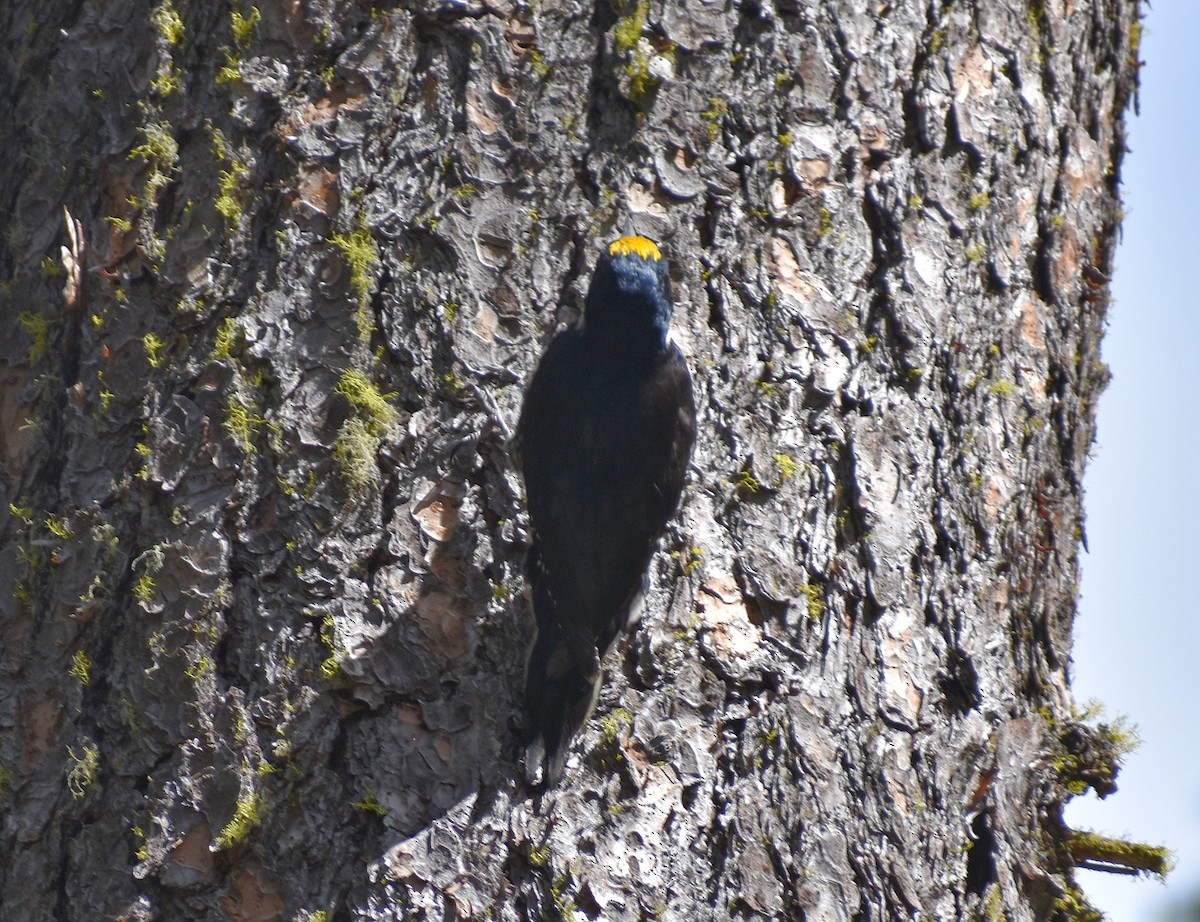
[{"xmin": 0, "ymin": 0, "xmax": 1140, "ymax": 919}]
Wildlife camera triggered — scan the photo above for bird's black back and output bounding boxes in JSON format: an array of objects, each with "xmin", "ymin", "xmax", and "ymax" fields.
[
  {"xmin": 516, "ymin": 320, "xmax": 695, "ymax": 783},
  {"xmin": 518, "ymin": 327, "xmax": 693, "ymax": 650}
]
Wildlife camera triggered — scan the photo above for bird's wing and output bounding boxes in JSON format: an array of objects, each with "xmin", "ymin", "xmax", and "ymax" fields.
[
  {"xmin": 639, "ymin": 341, "xmax": 696, "ymax": 532},
  {"xmin": 517, "ymin": 333, "xmax": 695, "ymax": 785},
  {"xmin": 513, "ymin": 326, "xmax": 582, "ymax": 474},
  {"xmin": 520, "ymin": 337, "xmax": 693, "ymax": 645}
]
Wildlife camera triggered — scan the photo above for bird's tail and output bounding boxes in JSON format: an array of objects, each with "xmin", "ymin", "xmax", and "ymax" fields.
[{"xmin": 522, "ymin": 553, "xmax": 600, "ymax": 786}]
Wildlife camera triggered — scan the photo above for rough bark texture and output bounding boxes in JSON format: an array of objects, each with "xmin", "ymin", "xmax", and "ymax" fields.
[{"xmin": 0, "ymin": 0, "xmax": 1140, "ymax": 919}]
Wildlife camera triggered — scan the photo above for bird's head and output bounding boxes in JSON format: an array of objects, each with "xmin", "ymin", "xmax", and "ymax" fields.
[{"xmin": 584, "ymin": 235, "xmax": 673, "ymax": 347}]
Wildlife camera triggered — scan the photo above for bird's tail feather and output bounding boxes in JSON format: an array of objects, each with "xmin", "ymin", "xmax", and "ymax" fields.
[
  {"xmin": 523, "ymin": 649, "xmax": 599, "ymax": 785},
  {"xmin": 523, "ymin": 559, "xmax": 600, "ymax": 786}
]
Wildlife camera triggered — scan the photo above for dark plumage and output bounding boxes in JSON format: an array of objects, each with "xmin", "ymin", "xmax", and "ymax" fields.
[{"xmin": 515, "ymin": 236, "xmax": 696, "ymax": 785}]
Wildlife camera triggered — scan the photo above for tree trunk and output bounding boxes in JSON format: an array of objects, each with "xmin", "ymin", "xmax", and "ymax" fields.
[{"xmin": 0, "ymin": 0, "xmax": 1143, "ymax": 919}]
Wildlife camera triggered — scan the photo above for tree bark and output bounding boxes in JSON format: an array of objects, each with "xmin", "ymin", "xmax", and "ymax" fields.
[{"xmin": 0, "ymin": 0, "xmax": 1142, "ymax": 919}]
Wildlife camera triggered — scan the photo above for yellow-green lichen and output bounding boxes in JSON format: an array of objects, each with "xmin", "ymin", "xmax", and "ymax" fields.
[
  {"xmin": 801, "ymin": 583, "xmax": 824, "ymax": 622},
  {"xmin": 1041, "ymin": 701, "xmax": 1139, "ymax": 798},
  {"xmin": 214, "ymin": 155, "xmax": 250, "ymax": 231},
  {"xmin": 772, "ymin": 453, "xmax": 799, "ymax": 485},
  {"xmin": 529, "ymin": 50, "xmax": 551, "ymax": 78},
  {"xmin": 599, "ymin": 707, "xmax": 633, "ymax": 742},
  {"xmin": 224, "ymin": 393, "xmax": 265, "ymax": 451},
  {"xmin": 969, "ymin": 191, "xmax": 990, "ymax": 210},
  {"xmin": 12, "ymin": 582, "xmax": 33, "ymax": 616},
  {"xmin": 1128, "ymin": 17, "xmax": 1142, "ymax": 67},
  {"xmin": 988, "ymin": 379, "xmax": 1015, "ymax": 399},
  {"xmin": 550, "ymin": 873, "xmax": 576, "ymax": 920},
  {"xmin": 67, "ymin": 743, "xmax": 100, "ymax": 798},
  {"xmin": 151, "ymin": 0, "xmax": 185, "ymax": 45},
  {"xmin": 9, "ymin": 502, "xmax": 34, "ymax": 525},
  {"xmin": 45, "ymin": 515, "xmax": 72, "ymax": 540},
  {"xmin": 817, "ymin": 206, "xmax": 833, "ymax": 238},
  {"xmin": 330, "ymin": 226, "xmax": 379, "ymax": 336},
  {"xmin": 702, "ymin": 97, "xmax": 728, "ymax": 142},
  {"xmin": 212, "ymin": 317, "xmax": 243, "ymax": 361},
  {"xmin": 336, "ymin": 370, "xmax": 397, "ymax": 433},
  {"xmin": 1051, "ymin": 884, "xmax": 1101, "ymax": 922},
  {"xmin": 681, "ymin": 545, "xmax": 704, "ymax": 576},
  {"xmin": 1068, "ymin": 829, "xmax": 1171, "ymax": 879},
  {"xmin": 318, "ymin": 616, "xmax": 346, "ymax": 680},
  {"xmin": 216, "ymin": 51, "xmax": 242, "ymax": 84},
  {"xmin": 1026, "ymin": 0, "xmax": 1047, "ymax": 32},
  {"xmin": 329, "ymin": 369, "xmax": 398, "ymax": 491},
  {"xmin": 16, "ymin": 543, "xmax": 43, "ymax": 572},
  {"xmin": 214, "ymin": 792, "xmax": 262, "ymax": 849},
  {"xmin": 613, "ymin": 0, "xmax": 648, "ymax": 52},
  {"xmin": 143, "ymin": 332, "xmax": 167, "ymax": 369},
  {"xmin": 735, "ymin": 469, "xmax": 761, "ymax": 496},
  {"xmin": 18, "ymin": 312, "xmax": 51, "ymax": 363},
  {"xmin": 151, "ymin": 67, "xmax": 181, "ymax": 97},
  {"xmin": 319, "ymin": 653, "xmax": 343, "ymax": 681},
  {"xmin": 130, "ymin": 121, "xmax": 179, "ymax": 198},
  {"xmin": 184, "ymin": 656, "xmax": 214, "ymax": 681},
  {"xmin": 230, "ymin": 8, "xmax": 260, "ymax": 48},
  {"xmin": 625, "ymin": 50, "xmax": 654, "ymax": 101},
  {"xmin": 69, "ymin": 650, "xmax": 92, "ymax": 685},
  {"xmin": 331, "ymin": 228, "xmax": 378, "ymax": 306},
  {"xmin": 133, "ymin": 573, "xmax": 156, "ymax": 603},
  {"xmin": 352, "ymin": 794, "xmax": 387, "ymax": 816},
  {"xmin": 130, "ymin": 546, "xmax": 165, "ymax": 605},
  {"xmin": 333, "ymin": 416, "xmax": 380, "ymax": 492}
]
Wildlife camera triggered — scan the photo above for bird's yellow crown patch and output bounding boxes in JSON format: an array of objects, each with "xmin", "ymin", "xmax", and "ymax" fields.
[{"xmin": 608, "ymin": 235, "xmax": 661, "ymax": 261}]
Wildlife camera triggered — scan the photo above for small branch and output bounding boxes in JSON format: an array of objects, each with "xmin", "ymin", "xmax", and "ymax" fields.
[{"xmin": 1068, "ymin": 830, "xmax": 1172, "ymax": 879}]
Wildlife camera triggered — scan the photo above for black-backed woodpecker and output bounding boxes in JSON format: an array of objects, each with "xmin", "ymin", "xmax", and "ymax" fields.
[{"xmin": 515, "ymin": 236, "xmax": 696, "ymax": 785}]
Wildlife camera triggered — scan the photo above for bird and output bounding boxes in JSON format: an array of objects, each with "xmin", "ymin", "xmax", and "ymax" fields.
[{"xmin": 514, "ymin": 235, "xmax": 696, "ymax": 785}]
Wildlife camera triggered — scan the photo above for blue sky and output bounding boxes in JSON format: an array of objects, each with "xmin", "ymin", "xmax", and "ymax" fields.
[{"xmin": 1066, "ymin": 2, "xmax": 1200, "ymax": 918}]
